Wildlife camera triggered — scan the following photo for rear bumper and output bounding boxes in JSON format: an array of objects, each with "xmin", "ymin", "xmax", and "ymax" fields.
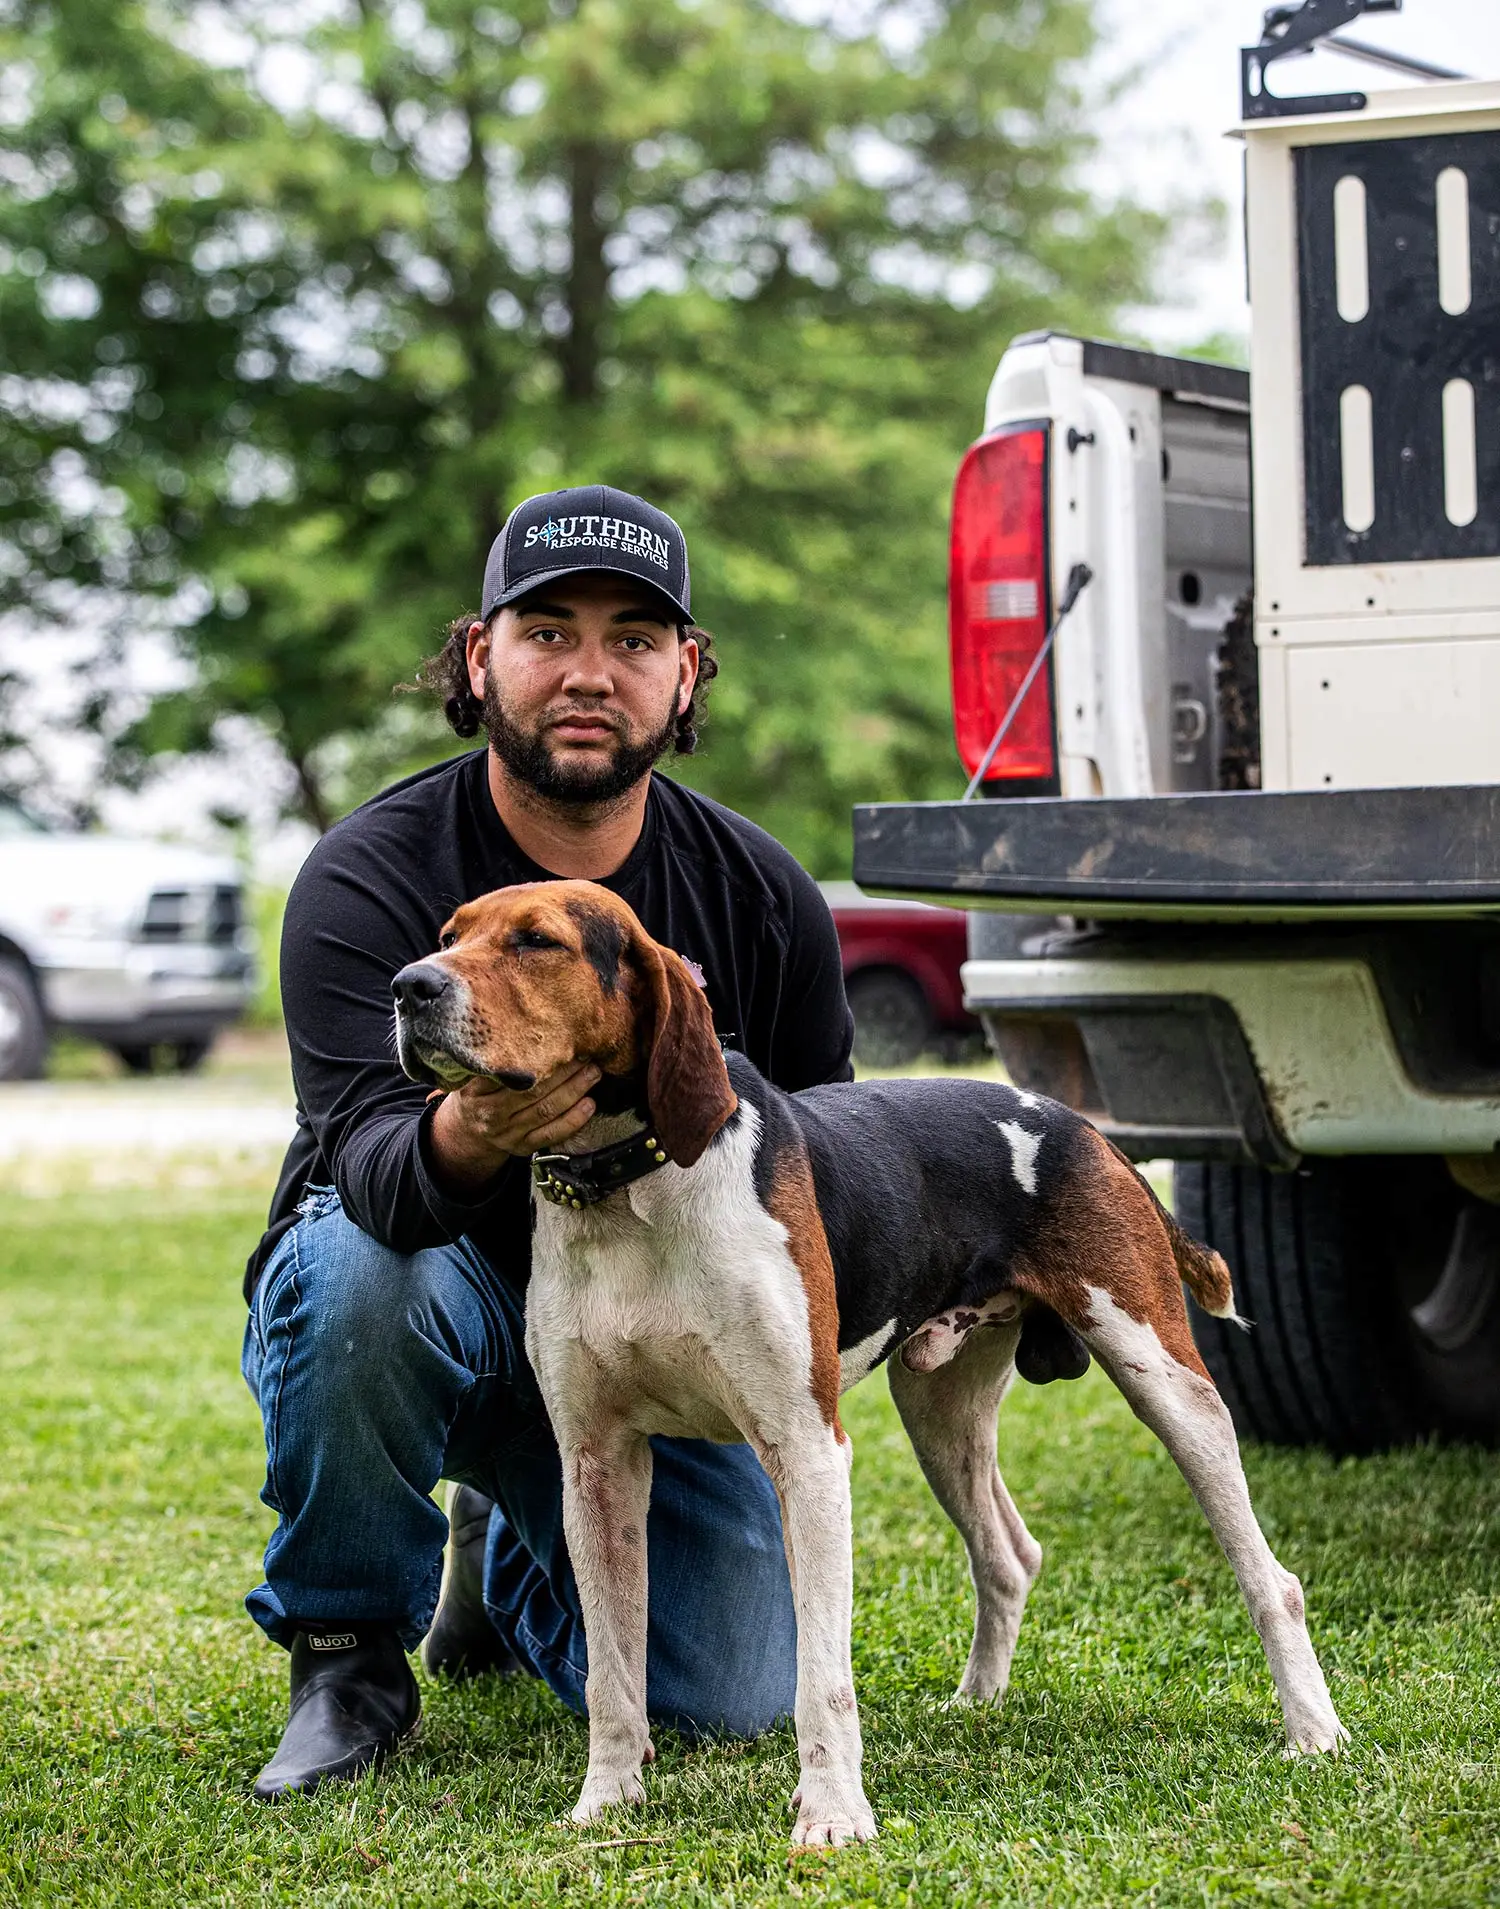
[
  {"xmin": 853, "ymin": 785, "xmax": 1500, "ymax": 1161},
  {"xmin": 853, "ymin": 785, "xmax": 1500, "ymax": 920}
]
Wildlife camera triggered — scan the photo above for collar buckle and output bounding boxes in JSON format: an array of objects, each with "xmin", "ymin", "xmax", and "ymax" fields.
[{"xmin": 532, "ymin": 1129, "xmax": 670, "ymax": 1210}]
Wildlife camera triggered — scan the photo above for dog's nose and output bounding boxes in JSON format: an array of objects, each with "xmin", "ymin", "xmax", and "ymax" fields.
[{"xmin": 392, "ymin": 962, "xmax": 451, "ymax": 1010}]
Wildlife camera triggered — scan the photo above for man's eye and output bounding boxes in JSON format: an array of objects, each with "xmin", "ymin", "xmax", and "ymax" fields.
[
  {"xmin": 513, "ymin": 930, "xmax": 563, "ymax": 952},
  {"xmin": 528, "ymin": 626, "xmax": 567, "ymax": 643},
  {"xmin": 619, "ymin": 634, "xmax": 653, "ymax": 651}
]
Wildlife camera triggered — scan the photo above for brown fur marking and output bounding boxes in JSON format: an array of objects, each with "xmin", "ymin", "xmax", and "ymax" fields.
[
  {"xmin": 422, "ymin": 882, "xmax": 739, "ymax": 1165},
  {"xmin": 1103, "ymin": 1135, "xmax": 1236, "ymax": 1318},
  {"xmin": 765, "ymin": 1145, "xmax": 845, "ymax": 1436},
  {"xmin": 1010, "ymin": 1124, "xmax": 1211, "ymax": 1379},
  {"xmin": 430, "ymin": 883, "xmax": 642, "ymax": 1083}
]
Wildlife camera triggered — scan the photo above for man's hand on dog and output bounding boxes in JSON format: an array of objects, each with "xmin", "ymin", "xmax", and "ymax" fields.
[{"xmin": 430, "ymin": 1062, "xmax": 600, "ymax": 1193}]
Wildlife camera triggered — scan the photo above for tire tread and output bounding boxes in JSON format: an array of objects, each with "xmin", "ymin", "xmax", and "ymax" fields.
[{"xmin": 1176, "ymin": 1161, "xmax": 1422, "ymax": 1453}]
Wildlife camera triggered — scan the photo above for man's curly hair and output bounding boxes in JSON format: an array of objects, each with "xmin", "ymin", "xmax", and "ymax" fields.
[{"xmin": 409, "ymin": 613, "xmax": 719, "ymax": 754}]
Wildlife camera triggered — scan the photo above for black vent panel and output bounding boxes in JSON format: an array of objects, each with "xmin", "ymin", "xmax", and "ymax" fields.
[{"xmin": 1296, "ymin": 131, "xmax": 1500, "ymax": 566}]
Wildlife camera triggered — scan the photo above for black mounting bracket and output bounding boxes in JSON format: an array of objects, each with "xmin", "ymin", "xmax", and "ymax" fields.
[{"xmin": 1241, "ymin": 0, "xmax": 1401, "ymax": 121}]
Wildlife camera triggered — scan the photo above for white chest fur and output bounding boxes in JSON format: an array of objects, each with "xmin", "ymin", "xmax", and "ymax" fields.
[{"xmin": 525, "ymin": 1105, "xmax": 821, "ymax": 1447}]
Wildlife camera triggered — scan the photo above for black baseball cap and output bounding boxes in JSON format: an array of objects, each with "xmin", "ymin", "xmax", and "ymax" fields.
[{"xmin": 481, "ymin": 485, "xmax": 691, "ymax": 624}]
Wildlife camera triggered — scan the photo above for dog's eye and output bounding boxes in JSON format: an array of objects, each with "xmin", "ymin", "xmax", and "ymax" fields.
[
  {"xmin": 513, "ymin": 929, "xmax": 563, "ymax": 953},
  {"xmin": 438, "ymin": 931, "xmax": 457, "ymax": 950}
]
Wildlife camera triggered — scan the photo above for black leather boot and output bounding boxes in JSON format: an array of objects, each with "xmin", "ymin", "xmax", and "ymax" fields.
[
  {"xmin": 421, "ymin": 1486, "xmax": 522, "ymax": 1682},
  {"xmin": 252, "ymin": 1626, "xmax": 420, "ymax": 1801}
]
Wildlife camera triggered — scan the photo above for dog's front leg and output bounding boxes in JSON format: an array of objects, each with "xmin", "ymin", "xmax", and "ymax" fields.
[
  {"xmin": 768, "ymin": 1430, "xmax": 876, "ymax": 1848},
  {"xmin": 558, "ymin": 1423, "xmax": 655, "ymax": 1823}
]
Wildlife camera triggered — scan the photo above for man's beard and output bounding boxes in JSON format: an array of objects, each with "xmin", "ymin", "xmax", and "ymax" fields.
[{"xmin": 483, "ymin": 675, "xmax": 678, "ymax": 805}]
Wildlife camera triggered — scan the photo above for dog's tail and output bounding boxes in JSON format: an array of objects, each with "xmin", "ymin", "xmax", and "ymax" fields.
[
  {"xmin": 1107, "ymin": 1140, "xmax": 1248, "ymax": 1328},
  {"xmin": 1163, "ymin": 1206, "xmax": 1246, "ymax": 1327}
]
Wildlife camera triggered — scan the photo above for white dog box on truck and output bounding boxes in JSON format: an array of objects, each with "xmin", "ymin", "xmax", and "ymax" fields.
[
  {"xmin": 1245, "ymin": 79, "xmax": 1500, "ymax": 790},
  {"xmin": 852, "ymin": 4, "xmax": 1500, "ymax": 1455}
]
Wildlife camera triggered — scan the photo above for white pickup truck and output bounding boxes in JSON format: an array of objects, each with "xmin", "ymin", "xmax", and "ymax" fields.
[
  {"xmin": 853, "ymin": 16, "xmax": 1500, "ymax": 1451},
  {"xmin": 0, "ymin": 796, "xmax": 256, "ymax": 1079}
]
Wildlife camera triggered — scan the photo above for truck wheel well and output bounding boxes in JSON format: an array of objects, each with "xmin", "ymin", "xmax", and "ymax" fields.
[
  {"xmin": 846, "ymin": 956, "xmax": 924, "ymax": 988},
  {"xmin": 845, "ymin": 965, "xmax": 935, "ymax": 1070},
  {"xmin": 845, "ymin": 958, "xmax": 945, "ymax": 1014},
  {"xmin": 0, "ymin": 935, "xmax": 39, "ymax": 984}
]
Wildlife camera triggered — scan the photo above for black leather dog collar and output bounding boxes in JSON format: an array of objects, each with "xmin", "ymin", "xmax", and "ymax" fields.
[{"xmin": 533, "ymin": 1128, "xmax": 670, "ymax": 1209}]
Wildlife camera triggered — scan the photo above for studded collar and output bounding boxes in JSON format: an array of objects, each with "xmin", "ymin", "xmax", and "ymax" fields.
[{"xmin": 532, "ymin": 1125, "xmax": 670, "ymax": 1209}]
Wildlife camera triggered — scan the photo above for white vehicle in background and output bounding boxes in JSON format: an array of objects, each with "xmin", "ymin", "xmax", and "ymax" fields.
[
  {"xmin": 854, "ymin": 4, "xmax": 1500, "ymax": 1451},
  {"xmin": 0, "ymin": 796, "xmax": 256, "ymax": 1080}
]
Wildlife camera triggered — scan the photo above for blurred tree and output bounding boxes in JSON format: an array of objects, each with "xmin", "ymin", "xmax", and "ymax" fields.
[{"xmin": 0, "ymin": 0, "xmax": 1175, "ymax": 867}]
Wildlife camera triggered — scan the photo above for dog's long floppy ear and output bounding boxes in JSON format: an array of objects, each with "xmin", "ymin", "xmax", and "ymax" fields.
[{"xmin": 631, "ymin": 933, "xmax": 737, "ymax": 1167}]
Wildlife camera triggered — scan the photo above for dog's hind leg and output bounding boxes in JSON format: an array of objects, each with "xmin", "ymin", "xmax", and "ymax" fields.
[
  {"xmin": 1021, "ymin": 1137, "xmax": 1347, "ymax": 1754},
  {"xmin": 887, "ymin": 1316, "xmax": 1041, "ymax": 1704},
  {"xmin": 1077, "ymin": 1285, "xmax": 1345, "ymax": 1753},
  {"xmin": 1074, "ymin": 1285, "xmax": 1346, "ymax": 1753}
]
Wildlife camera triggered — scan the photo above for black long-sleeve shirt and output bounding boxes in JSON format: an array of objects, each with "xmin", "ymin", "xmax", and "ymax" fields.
[{"xmin": 245, "ymin": 749, "xmax": 854, "ymax": 1299}]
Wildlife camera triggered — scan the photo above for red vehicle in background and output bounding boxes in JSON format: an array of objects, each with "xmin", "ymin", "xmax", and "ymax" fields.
[{"xmin": 819, "ymin": 882, "xmax": 980, "ymax": 1069}]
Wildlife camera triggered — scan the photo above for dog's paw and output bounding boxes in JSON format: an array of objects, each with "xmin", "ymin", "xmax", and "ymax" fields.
[
  {"xmin": 570, "ymin": 1769, "xmax": 646, "ymax": 1824},
  {"xmin": 946, "ymin": 1674, "xmax": 1008, "ymax": 1708},
  {"xmin": 790, "ymin": 1808, "xmax": 878, "ymax": 1849},
  {"xmin": 1282, "ymin": 1711, "xmax": 1350, "ymax": 1757},
  {"xmin": 790, "ymin": 1780, "xmax": 877, "ymax": 1849}
]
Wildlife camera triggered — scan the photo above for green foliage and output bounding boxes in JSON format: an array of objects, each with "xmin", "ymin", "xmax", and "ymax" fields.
[
  {"xmin": 247, "ymin": 886, "xmax": 289, "ymax": 1030},
  {"xmin": 3, "ymin": 1182, "xmax": 1499, "ymax": 1902},
  {"xmin": 0, "ymin": 0, "xmax": 1172, "ymax": 867},
  {"xmin": 1178, "ymin": 328, "xmax": 1250, "ymax": 370}
]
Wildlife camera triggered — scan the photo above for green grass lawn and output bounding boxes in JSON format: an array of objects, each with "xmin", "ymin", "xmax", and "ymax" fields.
[{"xmin": 2, "ymin": 1184, "xmax": 1498, "ymax": 1906}]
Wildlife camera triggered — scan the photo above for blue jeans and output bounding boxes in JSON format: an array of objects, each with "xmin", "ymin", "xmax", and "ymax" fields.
[{"xmin": 241, "ymin": 1189, "xmax": 797, "ymax": 1736}]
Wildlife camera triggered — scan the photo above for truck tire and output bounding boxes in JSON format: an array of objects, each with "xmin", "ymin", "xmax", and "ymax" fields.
[
  {"xmin": 1176, "ymin": 1159, "xmax": 1500, "ymax": 1452},
  {"xmin": 0, "ymin": 956, "xmax": 47, "ymax": 1081},
  {"xmin": 113, "ymin": 1037, "xmax": 215, "ymax": 1075},
  {"xmin": 847, "ymin": 968, "xmax": 932, "ymax": 1070}
]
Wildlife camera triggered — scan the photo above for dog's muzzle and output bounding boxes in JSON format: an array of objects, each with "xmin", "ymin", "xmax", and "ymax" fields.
[{"xmin": 391, "ymin": 960, "xmax": 479, "ymax": 1086}]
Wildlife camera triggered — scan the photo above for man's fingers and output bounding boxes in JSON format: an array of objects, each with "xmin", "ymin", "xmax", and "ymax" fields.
[
  {"xmin": 460, "ymin": 1060, "xmax": 594, "ymax": 1104},
  {"xmin": 523, "ymin": 1068, "xmax": 600, "ymax": 1128},
  {"xmin": 518, "ymin": 1098, "xmax": 597, "ymax": 1152},
  {"xmin": 455, "ymin": 1072, "xmax": 506, "ymax": 1100},
  {"xmin": 428, "ymin": 1061, "xmax": 598, "ymax": 1195},
  {"xmin": 529, "ymin": 1060, "xmax": 595, "ymax": 1099}
]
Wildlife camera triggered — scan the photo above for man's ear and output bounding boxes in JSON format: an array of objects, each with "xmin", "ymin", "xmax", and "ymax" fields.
[
  {"xmin": 632, "ymin": 933, "xmax": 736, "ymax": 1167},
  {"xmin": 466, "ymin": 620, "xmax": 489, "ymax": 703},
  {"xmin": 676, "ymin": 631, "xmax": 699, "ymax": 716}
]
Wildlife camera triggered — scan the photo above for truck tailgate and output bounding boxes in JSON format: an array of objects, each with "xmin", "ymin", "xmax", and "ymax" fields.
[{"xmin": 852, "ymin": 786, "xmax": 1500, "ymax": 920}]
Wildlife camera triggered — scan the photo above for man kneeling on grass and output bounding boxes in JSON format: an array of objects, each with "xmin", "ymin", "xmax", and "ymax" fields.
[
  {"xmin": 240, "ymin": 483, "xmax": 1087, "ymax": 1796},
  {"xmin": 239, "ymin": 487, "xmax": 858, "ymax": 1797}
]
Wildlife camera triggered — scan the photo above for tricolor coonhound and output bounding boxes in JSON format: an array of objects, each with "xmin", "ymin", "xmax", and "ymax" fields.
[{"xmin": 394, "ymin": 881, "xmax": 1346, "ymax": 1846}]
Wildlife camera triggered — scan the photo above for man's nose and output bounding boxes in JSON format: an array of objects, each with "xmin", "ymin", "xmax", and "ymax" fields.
[
  {"xmin": 561, "ymin": 644, "xmax": 615, "ymax": 695},
  {"xmin": 392, "ymin": 962, "xmax": 451, "ymax": 1010}
]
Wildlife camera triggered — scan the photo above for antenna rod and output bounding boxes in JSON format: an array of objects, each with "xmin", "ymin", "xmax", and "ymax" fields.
[{"xmin": 1322, "ymin": 34, "xmax": 1469, "ymax": 81}]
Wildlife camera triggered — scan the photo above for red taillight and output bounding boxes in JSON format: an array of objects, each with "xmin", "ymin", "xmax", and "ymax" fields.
[{"xmin": 948, "ymin": 423, "xmax": 1055, "ymax": 785}]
